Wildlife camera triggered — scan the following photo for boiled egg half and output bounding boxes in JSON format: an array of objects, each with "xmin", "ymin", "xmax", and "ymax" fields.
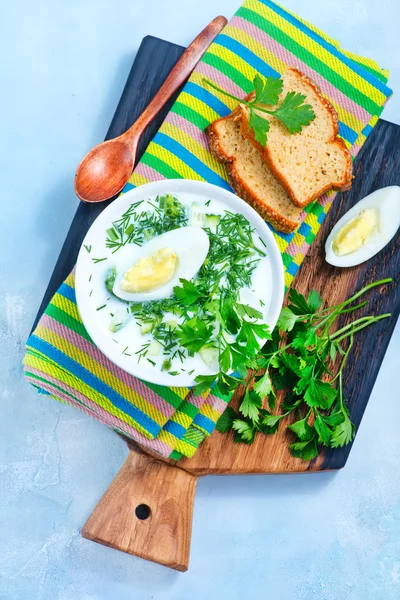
[
  {"xmin": 112, "ymin": 226, "xmax": 209, "ymax": 302},
  {"xmin": 325, "ymin": 186, "xmax": 400, "ymax": 267}
]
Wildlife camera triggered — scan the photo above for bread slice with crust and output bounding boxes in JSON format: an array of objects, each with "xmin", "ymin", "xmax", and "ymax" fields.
[
  {"xmin": 206, "ymin": 109, "xmax": 303, "ymax": 233},
  {"xmin": 240, "ymin": 67, "xmax": 353, "ymax": 208}
]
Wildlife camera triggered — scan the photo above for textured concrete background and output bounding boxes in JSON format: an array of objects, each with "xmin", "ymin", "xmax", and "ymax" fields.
[{"xmin": 1, "ymin": 1, "xmax": 399, "ymax": 598}]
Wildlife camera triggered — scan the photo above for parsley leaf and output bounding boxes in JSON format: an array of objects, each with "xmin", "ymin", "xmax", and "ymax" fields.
[
  {"xmin": 289, "ymin": 436, "xmax": 319, "ymax": 461},
  {"xmin": 307, "ymin": 290, "xmax": 323, "ymax": 313},
  {"xmin": 219, "ymin": 346, "xmax": 231, "ymax": 373},
  {"xmin": 253, "ymin": 369, "xmax": 273, "ymax": 398},
  {"xmin": 288, "ymin": 416, "xmax": 314, "ymax": 441},
  {"xmin": 236, "ymin": 303, "xmax": 263, "ymax": 320},
  {"xmin": 330, "ymin": 410, "xmax": 354, "ymax": 447},
  {"xmin": 248, "ymin": 109, "xmax": 270, "ymax": 146},
  {"xmin": 277, "ymin": 307, "xmax": 298, "ymax": 332},
  {"xmin": 253, "ymin": 74, "xmax": 283, "ymax": 105},
  {"xmin": 314, "ymin": 414, "xmax": 332, "ymax": 445},
  {"xmin": 216, "ymin": 406, "xmax": 237, "ymax": 433},
  {"xmin": 240, "ymin": 390, "xmax": 262, "ymax": 422},
  {"xmin": 273, "ymin": 91, "xmax": 316, "ymax": 134},
  {"xmin": 303, "ymin": 378, "xmax": 338, "ymax": 409},
  {"xmin": 288, "ymin": 288, "xmax": 311, "ymax": 315},
  {"xmin": 173, "ymin": 278, "xmax": 205, "ymax": 306},
  {"xmin": 232, "ymin": 419, "xmax": 255, "ymax": 444},
  {"xmin": 193, "ymin": 374, "xmax": 216, "ymax": 396},
  {"xmin": 260, "ymin": 411, "xmax": 283, "ymax": 431},
  {"xmin": 176, "ymin": 317, "xmax": 213, "ymax": 352},
  {"xmin": 221, "ymin": 296, "xmax": 241, "ymax": 334},
  {"xmin": 216, "ymin": 373, "xmax": 240, "ymax": 397}
]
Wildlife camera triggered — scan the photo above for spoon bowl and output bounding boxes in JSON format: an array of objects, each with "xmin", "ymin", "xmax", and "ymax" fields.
[{"xmin": 75, "ymin": 140, "xmax": 135, "ymax": 202}]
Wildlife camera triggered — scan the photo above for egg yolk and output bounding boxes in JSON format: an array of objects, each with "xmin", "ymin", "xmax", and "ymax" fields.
[
  {"xmin": 121, "ymin": 247, "xmax": 178, "ymax": 293},
  {"xmin": 332, "ymin": 208, "xmax": 378, "ymax": 256}
]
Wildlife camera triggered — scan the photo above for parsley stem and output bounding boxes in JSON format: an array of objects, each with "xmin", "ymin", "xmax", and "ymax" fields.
[
  {"xmin": 338, "ymin": 301, "xmax": 369, "ymax": 314},
  {"xmin": 331, "ymin": 313, "xmax": 391, "ymax": 344},
  {"xmin": 339, "ymin": 278, "xmax": 392, "ymax": 309},
  {"xmin": 329, "ymin": 335, "xmax": 354, "ymax": 383},
  {"xmin": 203, "ymin": 78, "xmax": 243, "ymax": 104},
  {"xmin": 329, "ymin": 315, "xmax": 377, "ymax": 340}
]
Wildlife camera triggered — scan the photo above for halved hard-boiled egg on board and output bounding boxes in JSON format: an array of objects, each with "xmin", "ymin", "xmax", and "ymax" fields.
[
  {"xmin": 75, "ymin": 180, "xmax": 284, "ymax": 388},
  {"xmin": 325, "ymin": 186, "xmax": 400, "ymax": 268}
]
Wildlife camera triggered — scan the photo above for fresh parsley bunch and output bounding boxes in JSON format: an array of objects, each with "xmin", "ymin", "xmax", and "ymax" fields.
[
  {"xmin": 204, "ymin": 74, "xmax": 315, "ymax": 146},
  {"xmin": 215, "ymin": 279, "xmax": 392, "ymax": 461}
]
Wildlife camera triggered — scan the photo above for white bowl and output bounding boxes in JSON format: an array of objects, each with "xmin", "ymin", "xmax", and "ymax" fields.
[{"xmin": 75, "ymin": 179, "xmax": 284, "ymax": 387}]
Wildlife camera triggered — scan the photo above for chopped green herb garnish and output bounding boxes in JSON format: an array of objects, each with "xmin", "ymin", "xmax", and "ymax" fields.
[
  {"xmin": 105, "ymin": 195, "xmax": 188, "ymax": 253},
  {"xmin": 96, "ymin": 304, "xmax": 106, "ymax": 311},
  {"xmin": 105, "ymin": 267, "xmax": 116, "ymax": 295},
  {"xmin": 84, "ymin": 244, "xmax": 92, "ymax": 253},
  {"xmin": 205, "ymin": 199, "xmax": 211, "ymax": 207},
  {"xmin": 92, "ymin": 257, "xmax": 107, "ymax": 264},
  {"xmin": 89, "ymin": 274, "xmax": 92, "ymax": 282}
]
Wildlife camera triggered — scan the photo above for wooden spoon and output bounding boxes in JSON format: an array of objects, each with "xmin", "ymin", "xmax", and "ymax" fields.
[{"xmin": 75, "ymin": 16, "xmax": 227, "ymax": 203}]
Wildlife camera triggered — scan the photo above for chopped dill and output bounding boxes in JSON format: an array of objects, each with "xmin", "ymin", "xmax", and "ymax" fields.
[{"xmin": 92, "ymin": 257, "xmax": 107, "ymax": 264}]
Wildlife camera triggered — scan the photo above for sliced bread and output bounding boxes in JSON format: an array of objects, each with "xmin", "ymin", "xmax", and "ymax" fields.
[
  {"xmin": 206, "ymin": 109, "xmax": 302, "ymax": 233},
  {"xmin": 240, "ymin": 68, "xmax": 353, "ymax": 208}
]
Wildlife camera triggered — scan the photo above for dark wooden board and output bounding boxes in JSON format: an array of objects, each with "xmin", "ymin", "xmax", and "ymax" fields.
[{"xmin": 33, "ymin": 36, "xmax": 400, "ymax": 475}]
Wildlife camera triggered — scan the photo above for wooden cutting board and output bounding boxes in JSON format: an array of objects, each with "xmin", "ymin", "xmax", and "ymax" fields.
[{"xmin": 33, "ymin": 36, "xmax": 400, "ymax": 571}]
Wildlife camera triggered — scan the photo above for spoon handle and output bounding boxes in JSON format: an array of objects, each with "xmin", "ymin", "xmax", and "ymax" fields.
[{"xmin": 120, "ymin": 15, "xmax": 227, "ymax": 146}]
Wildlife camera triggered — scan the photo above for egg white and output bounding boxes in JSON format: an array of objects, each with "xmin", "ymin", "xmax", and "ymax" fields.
[
  {"xmin": 112, "ymin": 226, "xmax": 210, "ymax": 302},
  {"xmin": 325, "ymin": 186, "xmax": 400, "ymax": 267}
]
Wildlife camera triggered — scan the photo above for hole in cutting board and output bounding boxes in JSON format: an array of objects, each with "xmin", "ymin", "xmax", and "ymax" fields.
[{"xmin": 135, "ymin": 504, "xmax": 151, "ymax": 520}]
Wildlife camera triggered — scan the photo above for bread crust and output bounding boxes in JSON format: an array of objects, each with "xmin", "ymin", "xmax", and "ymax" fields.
[
  {"xmin": 240, "ymin": 67, "xmax": 353, "ymax": 208},
  {"xmin": 206, "ymin": 118, "xmax": 299, "ymax": 233}
]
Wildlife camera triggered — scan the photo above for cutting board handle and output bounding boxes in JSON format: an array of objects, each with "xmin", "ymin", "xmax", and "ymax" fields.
[{"xmin": 82, "ymin": 449, "xmax": 197, "ymax": 571}]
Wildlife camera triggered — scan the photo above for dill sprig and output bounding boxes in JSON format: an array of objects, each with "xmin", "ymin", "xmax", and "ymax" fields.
[{"xmin": 105, "ymin": 195, "xmax": 188, "ymax": 253}]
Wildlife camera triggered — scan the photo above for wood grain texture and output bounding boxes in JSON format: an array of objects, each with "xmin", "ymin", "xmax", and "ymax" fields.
[{"xmin": 82, "ymin": 449, "xmax": 197, "ymax": 571}]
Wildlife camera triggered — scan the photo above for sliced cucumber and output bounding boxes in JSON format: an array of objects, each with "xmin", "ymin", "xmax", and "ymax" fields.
[
  {"xmin": 165, "ymin": 319, "xmax": 178, "ymax": 330},
  {"xmin": 199, "ymin": 344, "xmax": 219, "ymax": 369},
  {"xmin": 147, "ymin": 341, "xmax": 162, "ymax": 356},
  {"xmin": 109, "ymin": 308, "xmax": 129, "ymax": 333},
  {"xmin": 205, "ymin": 214, "xmax": 220, "ymax": 228},
  {"xmin": 140, "ymin": 315, "xmax": 162, "ymax": 335},
  {"xmin": 190, "ymin": 202, "xmax": 205, "ymax": 227}
]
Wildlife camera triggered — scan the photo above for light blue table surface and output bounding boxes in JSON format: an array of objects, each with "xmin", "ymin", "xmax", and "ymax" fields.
[{"xmin": 1, "ymin": 1, "xmax": 399, "ymax": 598}]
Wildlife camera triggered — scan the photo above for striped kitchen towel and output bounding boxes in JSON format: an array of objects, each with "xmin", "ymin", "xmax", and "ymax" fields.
[{"xmin": 24, "ymin": 0, "xmax": 392, "ymax": 460}]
